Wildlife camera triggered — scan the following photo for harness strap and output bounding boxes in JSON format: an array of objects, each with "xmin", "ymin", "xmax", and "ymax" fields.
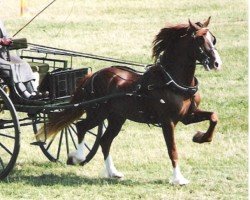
[{"xmin": 146, "ymin": 65, "xmax": 199, "ymax": 97}]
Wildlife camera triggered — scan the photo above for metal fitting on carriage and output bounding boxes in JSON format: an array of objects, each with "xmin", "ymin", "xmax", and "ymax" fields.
[
  {"xmin": 136, "ymin": 84, "xmax": 141, "ymax": 91},
  {"xmin": 160, "ymin": 99, "xmax": 165, "ymax": 104},
  {"xmin": 147, "ymin": 84, "xmax": 154, "ymax": 90}
]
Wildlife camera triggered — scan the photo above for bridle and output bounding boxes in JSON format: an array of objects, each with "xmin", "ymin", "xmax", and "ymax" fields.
[{"xmin": 192, "ymin": 32, "xmax": 217, "ymax": 71}]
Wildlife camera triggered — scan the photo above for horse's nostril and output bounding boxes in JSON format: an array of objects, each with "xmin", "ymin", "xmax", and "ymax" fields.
[{"xmin": 215, "ymin": 62, "xmax": 219, "ymax": 68}]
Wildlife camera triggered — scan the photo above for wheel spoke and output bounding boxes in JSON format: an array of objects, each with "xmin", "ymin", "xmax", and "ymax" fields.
[
  {"xmin": 0, "ymin": 157, "xmax": 5, "ymax": 170},
  {"xmin": 65, "ymin": 128, "xmax": 69, "ymax": 155},
  {"xmin": 56, "ymin": 130, "xmax": 64, "ymax": 160},
  {"xmin": 0, "ymin": 132, "xmax": 15, "ymax": 139},
  {"xmin": 84, "ymin": 143, "xmax": 91, "ymax": 151},
  {"xmin": 69, "ymin": 124, "xmax": 77, "ymax": 134},
  {"xmin": 46, "ymin": 137, "xmax": 55, "ymax": 151},
  {"xmin": 0, "ymin": 142, "xmax": 13, "ymax": 156},
  {"xmin": 68, "ymin": 127, "xmax": 77, "ymax": 149},
  {"xmin": 86, "ymin": 130, "xmax": 97, "ymax": 137}
]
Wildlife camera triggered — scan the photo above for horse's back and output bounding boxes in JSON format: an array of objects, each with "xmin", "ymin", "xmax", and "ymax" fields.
[{"xmin": 95, "ymin": 66, "xmax": 141, "ymax": 92}]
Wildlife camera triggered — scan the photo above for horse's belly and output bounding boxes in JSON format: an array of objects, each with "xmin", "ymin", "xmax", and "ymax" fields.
[{"xmin": 110, "ymin": 97, "xmax": 161, "ymax": 124}]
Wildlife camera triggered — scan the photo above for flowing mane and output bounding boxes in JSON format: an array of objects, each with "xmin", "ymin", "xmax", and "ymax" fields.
[{"xmin": 152, "ymin": 23, "xmax": 189, "ymax": 62}]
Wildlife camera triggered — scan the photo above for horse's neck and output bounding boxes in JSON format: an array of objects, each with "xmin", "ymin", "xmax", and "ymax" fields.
[{"xmin": 162, "ymin": 58, "xmax": 196, "ymax": 86}]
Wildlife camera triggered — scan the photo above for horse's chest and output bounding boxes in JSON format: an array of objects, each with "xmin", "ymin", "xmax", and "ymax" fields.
[
  {"xmin": 150, "ymin": 91, "xmax": 192, "ymax": 119},
  {"xmin": 178, "ymin": 99, "xmax": 192, "ymax": 117}
]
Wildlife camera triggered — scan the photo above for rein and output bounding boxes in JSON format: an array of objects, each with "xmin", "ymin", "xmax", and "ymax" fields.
[{"xmin": 28, "ymin": 43, "xmax": 147, "ymax": 68}]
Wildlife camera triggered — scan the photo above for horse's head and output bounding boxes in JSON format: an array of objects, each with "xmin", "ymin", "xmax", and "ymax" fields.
[{"xmin": 188, "ymin": 17, "xmax": 222, "ymax": 71}]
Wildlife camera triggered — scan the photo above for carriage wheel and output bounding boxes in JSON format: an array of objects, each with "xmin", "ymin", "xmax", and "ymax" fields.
[
  {"xmin": 0, "ymin": 87, "xmax": 20, "ymax": 180},
  {"xmin": 32, "ymin": 113, "xmax": 106, "ymax": 163}
]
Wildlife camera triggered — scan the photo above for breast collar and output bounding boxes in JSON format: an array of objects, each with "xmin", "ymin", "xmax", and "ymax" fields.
[{"xmin": 146, "ymin": 65, "xmax": 199, "ymax": 97}]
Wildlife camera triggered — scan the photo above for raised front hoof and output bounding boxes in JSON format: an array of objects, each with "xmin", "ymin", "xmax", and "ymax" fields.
[
  {"xmin": 193, "ymin": 131, "xmax": 212, "ymax": 144},
  {"xmin": 171, "ymin": 177, "xmax": 189, "ymax": 186}
]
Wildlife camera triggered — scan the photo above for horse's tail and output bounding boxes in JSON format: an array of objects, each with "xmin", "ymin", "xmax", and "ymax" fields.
[
  {"xmin": 36, "ymin": 73, "xmax": 92, "ymax": 141},
  {"xmin": 36, "ymin": 107, "xmax": 85, "ymax": 141}
]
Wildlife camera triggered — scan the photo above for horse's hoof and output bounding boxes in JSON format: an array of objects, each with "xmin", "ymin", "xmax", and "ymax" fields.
[
  {"xmin": 66, "ymin": 157, "xmax": 74, "ymax": 165},
  {"xmin": 67, "ymin": 152, "xmax": 85, "ymax": 165},
  {"xmin": 104, "ymin": 171, "xmax": 124, "ymax": 179},
  {"xmin": 102, "ymin": 169, "xmax": 124, "ymax": 179},
  {"xmin": 171, "ymin": 177, "xmax": 189, "ymax": 185},
  {"xmin": 111, "ymin": 171, "xmax": 124, "ymax": 179},
  {"xmin": 193, "ymin": 131, "xmax": 212, "ymax": 143}
]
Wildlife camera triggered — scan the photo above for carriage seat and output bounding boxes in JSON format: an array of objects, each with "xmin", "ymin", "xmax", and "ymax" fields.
[
  {"xmin": 29, "ymin": 62, "xmax": 50, "ymax": 85},
  {"xmin": 4, "ymin": 67, "xmax": 88, "ymax": 104},
  {"xmin": 0, "ymin": 38, "xmax": 50, "ymax": 104}
]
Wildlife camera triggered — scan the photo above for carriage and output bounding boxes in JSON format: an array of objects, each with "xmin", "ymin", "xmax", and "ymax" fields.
[{"xmin": 0, "ymin": 38, "xmax": 145, "ymax": 180}]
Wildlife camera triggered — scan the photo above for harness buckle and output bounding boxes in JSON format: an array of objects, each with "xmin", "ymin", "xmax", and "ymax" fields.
[
  {"xmin": 166, "ymin": 80, "xmax": 173, "ymax": 85},
  {"xmin": 147, "ymin": 84, "xmax": 154, "ymax": 90}
]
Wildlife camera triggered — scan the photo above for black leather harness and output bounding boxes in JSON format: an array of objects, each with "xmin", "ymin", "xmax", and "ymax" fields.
[{"xmin": 142, "ymin": 65, "xmax": 198, "ymax": 98}]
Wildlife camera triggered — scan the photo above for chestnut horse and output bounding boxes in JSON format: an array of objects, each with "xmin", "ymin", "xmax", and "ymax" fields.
[{"xmin": 37, "ymin": 17, "xmax": 222, "ymax": 185}]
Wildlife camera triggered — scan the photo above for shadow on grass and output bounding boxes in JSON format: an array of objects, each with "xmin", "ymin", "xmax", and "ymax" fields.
[
  {"xmin": 2, "ymin": 160, "xmax": 170, "ymax": 186},
  {"xmin": 4, "ymin": 172, "xmax": 169, "ymax": 187},
  {"xmin": 0, "ymin": 159, "xmax": 174, "ymax": 187}
]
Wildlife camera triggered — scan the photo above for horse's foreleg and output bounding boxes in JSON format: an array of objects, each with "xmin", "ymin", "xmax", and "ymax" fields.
[
  {"xmin": 100, "ymin": 114, "xmax": 125, "ymax": 179},
  {"xmin": 181, "ymin": 109, "xmax": 218, "ymax": 143},
  {"xmin": 162, "ymin": 121, "xmax": 189, "ymax": 185}
]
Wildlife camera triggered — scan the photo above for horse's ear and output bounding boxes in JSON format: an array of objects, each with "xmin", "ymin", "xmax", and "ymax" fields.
[
  {"xmin": 203, "ymin": 16, "xmax": 211, "ymax": 27},
  {"xmin": 188, "ymin": 19, "xmax": 200, "ymax": 31}
]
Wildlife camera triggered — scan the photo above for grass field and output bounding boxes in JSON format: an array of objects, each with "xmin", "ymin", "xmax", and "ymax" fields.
[{"xmin": 0, "ymin": 0, "xmax": 248, "ymax": 199}]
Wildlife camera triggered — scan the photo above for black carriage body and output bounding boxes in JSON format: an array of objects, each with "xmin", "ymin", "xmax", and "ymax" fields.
[{"xmin": 46, "ymin": 68, "xmax": 88, "ymax": 100}]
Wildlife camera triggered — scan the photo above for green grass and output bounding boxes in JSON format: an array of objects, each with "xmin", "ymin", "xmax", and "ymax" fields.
[{"xmin": 0, "ymin": 0, "xmax": 248, "ymax": 199}]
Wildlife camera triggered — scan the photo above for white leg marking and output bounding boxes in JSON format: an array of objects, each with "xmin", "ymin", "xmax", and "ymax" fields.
[
  {"xmin": 68, "ymin": 141, "xmax": 85, "ymax": 165},
  {"xmin": 104, "ymin": 155, "xmax": 124, "ymax": 179},
  {"xmin": 171, "ymin": 164, "xmax": 189, "ymax": 185}
]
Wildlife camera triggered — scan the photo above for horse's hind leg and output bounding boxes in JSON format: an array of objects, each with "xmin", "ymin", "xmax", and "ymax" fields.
[
  {"xmin": 67, "ymin": 108, "xmax": 107, "ymax": 165},
  {"xmin": 181, "ymin": 109, "xmax": 218, "ymax": 143},
  {"xmin": 100, "ymin": 114, "xmax": 125, "ymax": 178}
]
